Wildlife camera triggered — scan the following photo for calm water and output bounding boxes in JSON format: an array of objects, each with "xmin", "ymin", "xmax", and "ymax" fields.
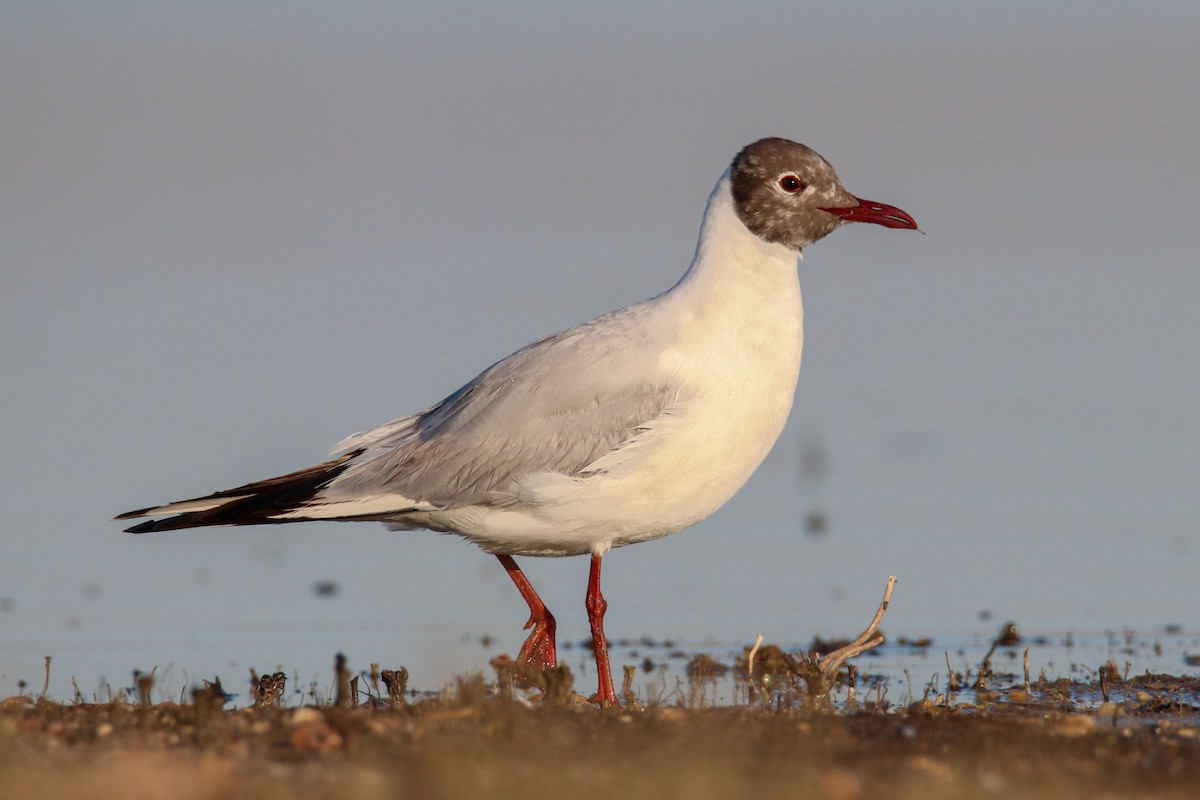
[{"xmin": 7, "ymin": 614, "xmax": 1197, "ymax": 708}]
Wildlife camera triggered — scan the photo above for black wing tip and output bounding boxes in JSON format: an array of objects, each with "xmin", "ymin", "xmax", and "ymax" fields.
[
  {"xmin": 122, "ymin": 515, "xmax": 206, "ymax": 533},
  {"xmin": 115, "ymin": 451, "xmax": 364, "ymax": 534},
  {"xmin": 116, "ymin": 506, "xmax": 176, "ymax": 532}
]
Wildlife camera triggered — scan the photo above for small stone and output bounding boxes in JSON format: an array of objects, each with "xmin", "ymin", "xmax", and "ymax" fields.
[
  {"xmin": 290, "ymin": 707, "xmax": 324, "ymax": 726},
  {"xmin": 1051, "ymin": 715, "xmax": 1097, "ymax": 737},
  {"xmin": 289, "ymin": 721, "xmax": 342, "ymax": 753}
]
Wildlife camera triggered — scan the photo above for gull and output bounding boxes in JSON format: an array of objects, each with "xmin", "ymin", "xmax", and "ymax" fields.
[{"xmin": 117, "ymin": 137, "xmax": 917, "ymax": 705}]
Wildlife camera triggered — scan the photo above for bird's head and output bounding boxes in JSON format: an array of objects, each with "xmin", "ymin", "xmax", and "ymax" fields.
[{"xmin": 730, "ymin": 137, "xmax": 918, "ymax": 251}]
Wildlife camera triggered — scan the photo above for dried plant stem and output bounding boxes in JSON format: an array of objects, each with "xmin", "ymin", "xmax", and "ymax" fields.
[
  {"xmin": 818, "ymin": 576, "xmax": 895, "ymax": 672},
  {"xmin": 845, "ymin": 664, "xmax": 859, "ymax": 708},
  {"xmin": 380, "ymin": 668, "xmax": 409, "ymax": 708},
  {"xmin": 334, "ymin": 653, "xmax": 352, "ymax": 709},
  {"xmin": 1023, "ymin": 647, "xmax": 1031, "ymax": 695},
  {"xmin": 746, "ymin": 634, "xmax": 764, "ymax": 681},
  {"xmin": 784, "ymin": 575, "xmax": 897, "ymax": 702},
  {"xmin": 621, "ymin": 665, "xmax": 638, "ymax": 707}
]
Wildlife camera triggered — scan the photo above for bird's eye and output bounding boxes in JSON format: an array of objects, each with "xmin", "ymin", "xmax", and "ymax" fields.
[{"xmin": 778, "ymin": 175, "xmax": 806, "ymax": 193}]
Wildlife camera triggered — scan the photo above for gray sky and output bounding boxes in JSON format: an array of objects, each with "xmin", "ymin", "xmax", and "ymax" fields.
[{"xmin": 3, "ymin": 2, "xmax": 1199, "ymax": 697}]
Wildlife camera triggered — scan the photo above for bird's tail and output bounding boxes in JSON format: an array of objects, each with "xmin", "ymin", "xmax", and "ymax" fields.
[{"xmin": 115, "ymin": 451, "xmax": 363, "ymax": 533}]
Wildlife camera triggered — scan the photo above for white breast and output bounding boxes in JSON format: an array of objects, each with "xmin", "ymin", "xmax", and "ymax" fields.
[{"xmin": 441, "ymin": 174, "xmax": 805, "ymax": 557}]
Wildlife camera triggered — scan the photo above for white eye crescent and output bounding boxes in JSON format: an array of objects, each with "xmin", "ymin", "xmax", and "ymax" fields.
[{"xmin": 778, "ymin": 174, "xmax": 806, "ymax": 193}]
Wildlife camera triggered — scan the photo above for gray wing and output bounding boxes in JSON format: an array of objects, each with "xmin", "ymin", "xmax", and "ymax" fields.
[{"xmin": 325, "ymin": 308, "xmax": 680, "ymax": 509}]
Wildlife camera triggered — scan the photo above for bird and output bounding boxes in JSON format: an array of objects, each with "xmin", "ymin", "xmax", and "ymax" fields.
[{"xmin": 116, "ymin": 137, "xmax": 917, "ymax": 706}]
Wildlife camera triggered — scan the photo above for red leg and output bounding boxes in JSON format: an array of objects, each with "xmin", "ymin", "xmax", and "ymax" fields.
[
  {"xmin": 585, "ymin": 552, "xmax": 619, "ymax": 707},
  {"xmin": 497, "ymin": 554, "xmax": 557, "ymax": 671}
]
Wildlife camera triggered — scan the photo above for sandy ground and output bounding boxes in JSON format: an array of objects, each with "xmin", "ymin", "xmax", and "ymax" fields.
[{"xmin": 3, "ymin": 660, "xmax": 1198, "ymax": 800}]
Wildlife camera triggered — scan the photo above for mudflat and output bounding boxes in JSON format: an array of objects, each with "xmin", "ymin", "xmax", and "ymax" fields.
[{"xmin": 3, "ymin": 658, "xmax": 1198, "ymax": 800}]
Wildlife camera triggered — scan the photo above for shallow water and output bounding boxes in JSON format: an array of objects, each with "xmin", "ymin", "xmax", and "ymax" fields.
[{"xmin": 7, "ymin": 612, "xmax": 1197, "ymax": 710}]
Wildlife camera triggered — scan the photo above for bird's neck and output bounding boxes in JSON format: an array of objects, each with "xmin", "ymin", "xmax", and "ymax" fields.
[{"xmin": 661, "ymin": 171, "xmax": 804, "ymax": 321}]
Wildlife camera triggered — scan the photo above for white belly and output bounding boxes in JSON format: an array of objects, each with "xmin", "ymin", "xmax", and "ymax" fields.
[
  {"xmin": 440, "ymin": 265, "xmax": 804, "ymax": 556},
  {"xmin": 423, "ymin": 175, "xmax": 806, "ymax": 557}
]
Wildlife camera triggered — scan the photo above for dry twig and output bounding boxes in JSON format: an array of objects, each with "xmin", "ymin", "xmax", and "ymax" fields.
[
  {"xmin": 621, "ymin": 665, "xmax": 638, "ymax": 707},
  {"xmin": 334, "ymin": 653, "xmax": 352, "ymax": 709},
  {"xmin": 746, "ymin": 634, "xmax": 764, "ymax": 681},
  {"xmin": 784, "ymin": 575, "xmax": 896, "ymax": 703},
  {"xmin": 490, "ymin": 655, "xmax": 514, "ymax": 700},
  {"xmin": 1023, "ymin": 647, "xmax": 1031, "ymax": 695},
  {"xmin": 40, "ymin": 656, "xmax": 51, "ymax": 703}
]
